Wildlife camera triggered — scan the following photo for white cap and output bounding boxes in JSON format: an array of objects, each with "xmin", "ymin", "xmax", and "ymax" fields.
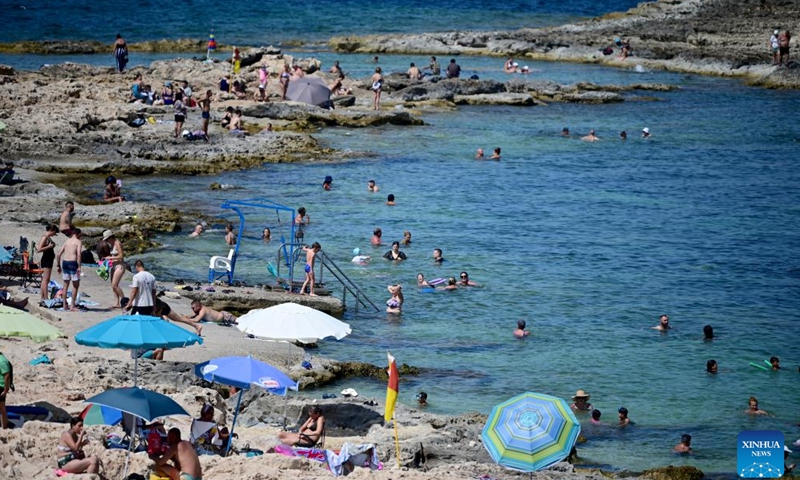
[
  {"xmin": 643, "ymin": 127, "xmax": 650, "ymax": 133},
  {"xmin": 512, "ymin": 62, "xmax": 519, "ymax": 67},
  {"xmin": 340, "ymin": 388, "xmax": 358, "ymax": 397},
  {"xmin": 775, "ymin": 30, "xmax": 780, "ymax": 35}
]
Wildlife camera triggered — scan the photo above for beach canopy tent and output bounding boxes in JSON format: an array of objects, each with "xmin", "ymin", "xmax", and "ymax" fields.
[
  {"xmin": 195, "ymin": 355, "xmax": 298, "ymax": 454},
  {"xmin": 75, "ymin": 314, "xmax": 203, "ymax": 386},
  {"xmin": 214, "ymin": 198, "xmax": 298, "ymax": 285},
  {"xmin": 286, "ymin": 77, "xmax": 331, "ymax": 106},
  {"xmin": 482, "ymin": 392, "xmax": 581, "ymax": 477},
  {"xmin": 0, "ymin": 305, "xmax": 63, "ymax": 342}
]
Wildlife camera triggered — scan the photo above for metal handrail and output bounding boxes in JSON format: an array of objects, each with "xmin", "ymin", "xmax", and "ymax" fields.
[{"xmin": 275, "ymin": 244, "xmax": 379, "ymax": 312}]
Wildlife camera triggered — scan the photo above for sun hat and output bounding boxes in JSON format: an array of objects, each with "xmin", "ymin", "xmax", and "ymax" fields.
[
  {"xmin": 353, "ymin": 248, "xmax": 360, "ymax": 256},
  {"xmin": 572, "ymin": 389, "xmax": 591, "ymax": 400},
  {"xmin": 643, "ymin": 127, "xmax": 650, "ymax": 133},
  {"xmin": 102, "ymin": 230, "xmax": 115, "ymax": 241},
  {"xmin": 340, "ymin": 388, "xmax": 358, "ymax": 397},
  {"xmin": 775, "ymin": 30, "xmax": 780, "ymax": 35}
]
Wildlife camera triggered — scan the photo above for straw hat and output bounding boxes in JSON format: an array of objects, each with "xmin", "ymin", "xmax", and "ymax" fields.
[
  {"xmin": 572, "ymin": 389, "xmax": 591, "ymax": 400},
  {"xmin": 102, "ymin": 230, "xmax": 115, "ymax": 241}
]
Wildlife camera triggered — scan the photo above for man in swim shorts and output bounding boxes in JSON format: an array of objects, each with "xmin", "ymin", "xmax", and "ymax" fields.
[
  {"xmin": 153, "ymin": 428, "xmax": 202, "ymax": 480},
  {"xmin": 187, "ymin": 299, "xmax": 237, "ymax": 325},
  {"xmin": 198, "ymin": 90, "xmax": 212, "ymax": 136},
  {"xmin": 56, "ymin": 228, "xmax": 83, "ymax": 311},
  {"xmin": 59, "ymin": 201, "xmax": 75, "ymax": 236},
  {"xmin": 301, "ymin": 242, "xmax": 321, "ymax": 296}
]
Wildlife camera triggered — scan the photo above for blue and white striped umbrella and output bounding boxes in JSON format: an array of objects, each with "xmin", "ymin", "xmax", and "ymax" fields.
[{"xmin": 481, "ymin": 392, "xmax": 581, "ymax": 472}]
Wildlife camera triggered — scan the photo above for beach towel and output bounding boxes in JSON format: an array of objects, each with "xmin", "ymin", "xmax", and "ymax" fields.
[
  {"xmin": 96, "ymin": 260, "xmax": 110, "ymax": 281},
  {"xmin": 324, "ymin": 443, "xmax": 382, "ymax": 477}
]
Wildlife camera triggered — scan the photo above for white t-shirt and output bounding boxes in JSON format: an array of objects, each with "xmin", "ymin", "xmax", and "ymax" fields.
[{"xmin": 131, "ymin": 270, "xmax": 156, "ymax": 307}]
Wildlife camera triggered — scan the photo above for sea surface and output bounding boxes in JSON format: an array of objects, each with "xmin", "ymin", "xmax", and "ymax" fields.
[{"xmin": 4, "ymin": 1, "xmax": 800, "ymax": 476}]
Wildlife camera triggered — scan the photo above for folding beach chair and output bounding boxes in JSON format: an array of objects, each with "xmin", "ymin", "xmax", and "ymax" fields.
[{"xmin": 21, "ymin": 250, "xmax": 43, "ymax": 289}]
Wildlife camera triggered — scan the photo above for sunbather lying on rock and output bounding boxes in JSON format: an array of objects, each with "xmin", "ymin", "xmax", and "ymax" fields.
[{"xmin": 186, "ymin": 299, "xmax": 237, "ymax": 325}]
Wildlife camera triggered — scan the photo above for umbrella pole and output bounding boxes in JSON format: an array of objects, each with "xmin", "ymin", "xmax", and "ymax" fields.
[
  {"xmin": 123, "ymin": 416, "xmax": 135, "ymax": 478},
  {"xmin": 225, "ymin": 388, "xmax": 244, "ymax": 456}
]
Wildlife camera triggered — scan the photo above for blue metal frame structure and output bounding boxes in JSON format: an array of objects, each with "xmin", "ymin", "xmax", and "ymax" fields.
[{"xmin": 216, "ymin": 198, "xmax": 296, "ymax": 285}]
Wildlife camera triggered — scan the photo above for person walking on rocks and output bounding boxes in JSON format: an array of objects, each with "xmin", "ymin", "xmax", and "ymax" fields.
[
  {"xmin": 778, "ymin": 30, "xmax": 791, "ymax": 66},
  {"xmin": 56, "ymin": 228, "xmax": 83, "ymax": 312},
  {"xmin": 113, "ymin": 34, "xmax": 128, "ymax": 73},
  {"xmin": 770, "ymin": 30, "xmax": 780, "ymax": 65},
  {"xmin": 199, "ymin": 90, "xmax": 212, "ymax": 137},
  {"xmin": 124, "ymin": 260, "xmax": 156, "ymax": 316},
  {"xmin": 371, "ymin": 67, "xmax": 383, "ymax": 110},
  {"xmin": 59, "ymin": 201, "xmax": 75, "ymax": 236}
]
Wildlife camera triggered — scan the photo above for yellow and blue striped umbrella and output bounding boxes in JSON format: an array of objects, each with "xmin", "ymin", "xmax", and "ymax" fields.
[{"xmin": 481, "ymin": 392, "xmax": 580, "ymax": 472}]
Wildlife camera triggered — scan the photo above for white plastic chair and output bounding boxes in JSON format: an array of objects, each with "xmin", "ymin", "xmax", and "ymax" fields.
[{"xmin": 208, "ymin": 249, "xmax": 235, "ymax": 284}]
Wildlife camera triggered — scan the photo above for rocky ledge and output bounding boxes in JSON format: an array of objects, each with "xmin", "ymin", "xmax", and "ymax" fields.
[{"xmin": 329, "ymin": 0, "xmax": 800, "ymax": 89}]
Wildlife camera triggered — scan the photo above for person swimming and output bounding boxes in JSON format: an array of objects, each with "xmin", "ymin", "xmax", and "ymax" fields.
[
  {"xmin": 703, "ymin": 325, "xmax": 713, "ymax": 340},
  {"xmin": 513, "ymin": 320, "xmax": 530, "ymax": 338},
  {"xmin": 386, "ymin": 284, "xmax": 403, "ymax": 314},
  {"xmin": 417, "ymin": 273, "xmax": 430, "ymax": 286},
  {"xmin": 706, "ymin": 359, "xmax": 718, "ymax": 373}
]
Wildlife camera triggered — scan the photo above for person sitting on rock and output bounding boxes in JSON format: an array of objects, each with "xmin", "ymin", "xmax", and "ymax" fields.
[
  {"xmin": 277, "ymin": 406, "xmax": 325, "ymax": 447},
  {"xmin": 407, "ymin": 62, "xmax": 422, "ymax": 80},
  {"xmin": 220, "ymin": 106, "xmax": 234, "ymax": 129},
  {"xmin": 232, "ymin": 80, "xmax": 247, "ymax": 100},
  {"xmin": 130, "ymin": 74, "xmax": 148, "ymax": 102},
  {"xmin": 103, "ymin": 176, "xmax": 125, "ymax": 203},
  {"xmin": 228, "ymin": 109, "xmax": 244, "ymax": 133}
]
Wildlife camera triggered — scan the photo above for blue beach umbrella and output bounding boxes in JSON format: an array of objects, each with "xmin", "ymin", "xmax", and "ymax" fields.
[
  {"xmin": 79, "ymin": 403, "xmax": 124, "ymax": 426},
  {"xmin": 75, "ymin": 314, "xmax": 203, "ymax": 386},
  {"xmin": 84, "ymin": 386, "xmax": 190, "ymax": 476},
  {"xmin": 481, "ymin": 392, "xmax": 581, "ymax": 474},
  {"xmin": 195, "ymin": 356, "xmax": 298, "ymax": 454}
]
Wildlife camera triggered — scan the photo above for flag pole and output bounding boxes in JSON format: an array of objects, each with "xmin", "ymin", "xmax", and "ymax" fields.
[{"xmin": 393, "ymin": 415, "xmax": 401, "ymax": 468}]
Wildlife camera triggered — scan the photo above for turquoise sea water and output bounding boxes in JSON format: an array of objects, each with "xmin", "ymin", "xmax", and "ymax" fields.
[{"xmin": 4, "ymin": 1, "xmax": 800, "ymax": 476}]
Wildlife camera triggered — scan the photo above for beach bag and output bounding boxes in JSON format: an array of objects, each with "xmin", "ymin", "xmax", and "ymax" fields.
[
  {"xmin": 96, "ymin": 260, "xmax": 110, "ymax": 281},
  {"xmin": 602, "ymin": 46, "xmax": 614, "ymax": 56},
  {"xmin": 128, "ymin": 117, "xmax": 146, "ymax": 128}
]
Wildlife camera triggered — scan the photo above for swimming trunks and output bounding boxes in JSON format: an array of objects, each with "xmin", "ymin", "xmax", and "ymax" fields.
[
  {"xmin": 180, "ymin": 473, "xmax": 201, "ymax": 480},
  {"xmin": 304, "ymin": 263, "xmax": 311, "ymax": 273},
  {"xmin": 220, "ymin": 311, "xmax": 236, "ymax": 325},
  {"xmin": 61, "ymin": 260, "xmax": 79, "ymax": 281},
  {"xmin": 202, "ymin": 111, "xmax": 210, "ymax": 119}
]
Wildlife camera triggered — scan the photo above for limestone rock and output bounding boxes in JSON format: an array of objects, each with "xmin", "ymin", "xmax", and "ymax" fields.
[
  {"xmin": 453, "ymin": 92, "xmax": 534, "ymax": 106},
  {"xmin": 641, "ymin": 466, "xmax": 704, "ymax": 480}
]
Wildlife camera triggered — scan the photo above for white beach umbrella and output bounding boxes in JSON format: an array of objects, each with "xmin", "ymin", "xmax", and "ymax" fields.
[{"xmin": 237, "ymin": 302, "xmax": 351, "ymax": 344}]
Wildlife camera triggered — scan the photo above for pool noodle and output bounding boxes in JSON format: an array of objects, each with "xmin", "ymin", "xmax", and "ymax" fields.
[
  {"xmin": 763, "ymin": 360, "xmax": 772, "ymax": 368},
  {"xmin": 749, "ymin": 362, "xmax": 769, "ymax": 371},
  {"xmin": 429, "ymin": 278, "xmax": 446, "ymax": 285}
]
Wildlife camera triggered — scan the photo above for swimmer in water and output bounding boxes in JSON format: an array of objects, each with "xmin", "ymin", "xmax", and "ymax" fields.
[
  {"xmin": 673, "ymin": 434, "xmax": 692, "ymax": 453},
  {"xmin": 300, "ymin": 242, "xmax": 321, "ymax": 296},
  {"xmin": 386, "ymin": 194, "xmax": 396, "ymax": 206},
  {"xmin": 491, "ymin": 147, "xmax": 501, "ymax": 160},
  {"xmin": 652, "ymin": 314, "xmax": 671, "ymax": 331},
  {"xmin": 571, "ymin": 390, "xmax": 593, "ymax": 411},
  {"xmin": 189, "ymin": 224, "xmax": 203, "ymax": 237},
  {"xmin": 582, "ymin": 130, "xmax": 600, "ymax": 142},
  {"xmin": 416, "ymin": 392, "xmax": 428, "ymax": 407},
  {"xmin": 703, "ymin": 325, "xmax": 713, "ymax": 340},
  {"xmin": 642, "ymin": 127, "xmax": 651, "ymax": 138},
  {"xmin": 262, "ymin": 227, "xmax": 271, "ymax": 242},
  {"xmin": 225, "ymin": 224, "xmax": 236, "ymax": 246},
  {"xmin": 590, "ymin": 409, "xmax": 603, "ymax": 425},
  {"xmin": 620, "ymin": 131, "xmax": 627, "ymax": 140},
  {"xmin": 513, "ymin": 319, "xmax": 530, "ymax": 338},
  {"xmin": 745, "ymin": 396, "xmax": 768, "ymax": 416},
  {"xmin": 432, "ymin": 248, "xmax": 444, "ymax": 264},
  {"xmin": 371, "ymin": 228, "xmax": 382, "ymax": 245},
  {"xmin": 476, "ymin": 148, "xmax": 485, "ymax": 159},
  {"xmin": 562, "ymin": 127, "xmax": 570, "ymax": 136},
  {"xmin": 322, "ymin": 176, "xmax": 333, "ymax": 190},
  {"xmin": 770, "ymin": 356, "xmax": 781, "ymax": 370},
  {"xmin": 386, "ymin": 284, "xmax": 403, "ymax": 314},
  {"xmin": 417, "ymin": 273, "xmax": 430, "ymax": 287},
  {"xmin": 618, "ymin": 407, "xmax": 631, "ymax": 426},
  {"xmin": 368, "ymin": 180, "xmax": 379, "ymax": 192},
  {"xmin": 383, "ymin": 241, "xmax": 407, "ymax": 261},
  {"xmin": 351, "ymin": 248, "xmax": 371, "ymax": 264},
  {"xmin": 459, "ymin": 271, "xmax": 479, "ymax": 287},
  {"xmin": 444, "ymin": 277, "xmax": 458, "ymax": 290},
  {"xmin": 706, "ymin": 359, "xmax": 718, "ymax": 374},
  {"xmin": 401, "ymin": 230, "xmax": 412, "ymax": 245},
  {"xmin": 295, "ymin": 207, "xmax": 310, "ymax": 226}
]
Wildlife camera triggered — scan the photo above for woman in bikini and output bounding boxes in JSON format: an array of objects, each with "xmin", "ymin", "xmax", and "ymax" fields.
[
  {"xmin": 371, "ymin": 67, "xmax": 383, "ymax": 110},
  {"xmin": 38, "ymin": 224, "xmax": 59, "ymax": 302},
  {"xmin": 280, "ymin": 64, "xmax": 291, "ymax": 100},
  {"xmin": 277, "ymin": 406, "xmax": 325, "ymax": 447},
  {"xmin": 56, "ymin": 418, "xmax": 100, "ymax": 474},
  {"xmin": 98, "ymin": 231, "xmax": 127, "ymax": 308},
  {"xmin": 386, "ymin": 284, "xmax": 404, "ymax": 314}
]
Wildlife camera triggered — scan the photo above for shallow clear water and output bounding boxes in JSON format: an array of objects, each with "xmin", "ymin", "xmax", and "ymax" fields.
[{"xmin": 113, "ymin": 68, "xmax": 800, "ymax": 475}]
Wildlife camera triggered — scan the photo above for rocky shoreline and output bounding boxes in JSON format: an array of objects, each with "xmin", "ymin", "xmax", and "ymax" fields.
[{"xmin": 328, "ymin": 0, "xmax": 800, "ymax": 89}]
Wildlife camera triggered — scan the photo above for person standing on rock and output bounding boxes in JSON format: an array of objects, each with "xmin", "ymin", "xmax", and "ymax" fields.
[
  {"xmin": 446, "ymin": 58, "xmax": 461, "ymax": 78},
  {"xmin": 56, "ymin": 228, "xmax": 83, "ymax": 312},
  {"xmin": 280, "ymin": 64, "xmax": 291, "ymax": 100},
  {"xmin": 199, "ymin": 90, "xmax": 212, "ymax": 137},
  {"xmin": 770, "ymin": 30, "xmax": 780, "ymax": 65},
  {"xmin": 124, "ymin": 260, "xmax": 156, "ymax": 316},
  {"xmin": 113, "ymin": 33, "xmax": 128, "ymax": 73},
  {"xmin": 778, "ymin": 30, "xmax": 791, "ymax": 66},
  {"xmin": 59, "ymin": 201, "xmax": 75, "ymax": 236},
  {"xmin": 371, "ymin": 67, "xmax": 383, "ymax": 110},
  {"xmin": 173, "ymin": 91, "xmax": 186, "ymax": 138},
  {"xmin": 37, "ymin": 224, "xmax": 59, "ymax": 302}
]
